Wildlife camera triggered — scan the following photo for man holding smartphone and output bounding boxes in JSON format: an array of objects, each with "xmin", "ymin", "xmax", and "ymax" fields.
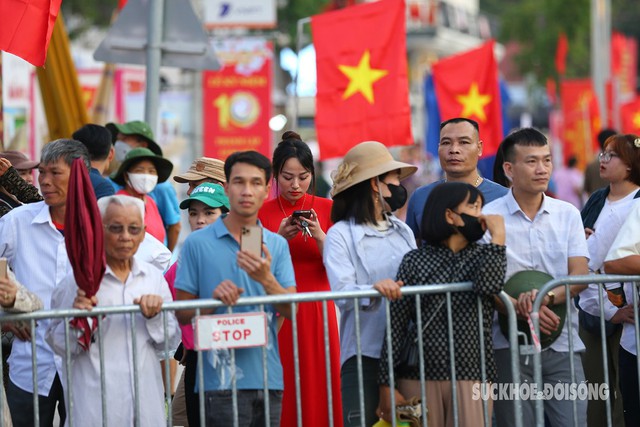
[{"xmin": 174, "ymin": 150, "xmax": 296, "ymax": 427}]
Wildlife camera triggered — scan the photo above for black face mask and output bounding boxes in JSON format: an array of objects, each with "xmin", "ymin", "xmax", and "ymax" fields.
[
  {"xmin": 455, "ymin": 212, "xmax": 485, "ymax": 242},
  {"xmin": 383, "ymin": 183, "xmax": 408, "ymax": 212}
]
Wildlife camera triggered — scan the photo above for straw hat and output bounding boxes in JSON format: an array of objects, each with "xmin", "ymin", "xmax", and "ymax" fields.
[
  {"xmin": 330, "ymin": 141, "xmax": 417, "ymax": 197},
  {"xmin": 174, "ymin": 157, "xmax": 226, "ymax": 184}
]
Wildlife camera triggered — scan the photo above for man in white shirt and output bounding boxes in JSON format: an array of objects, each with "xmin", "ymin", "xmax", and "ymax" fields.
[
  {"xmin": 482, "ymin": 128, "xmax": 589, "ymax": 427},
  {"xmin": 0, "ymin": 139, "xmax": 90, "ymax": 426}
]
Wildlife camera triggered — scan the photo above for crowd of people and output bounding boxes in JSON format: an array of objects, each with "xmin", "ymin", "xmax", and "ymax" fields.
[{"xmin": 0, "ymin": 116, "xmax": 639, "ymax": 427}]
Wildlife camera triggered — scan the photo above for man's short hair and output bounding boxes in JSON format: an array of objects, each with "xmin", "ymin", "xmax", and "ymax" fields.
[
  {"xmin": 224, "ymin": 151, "xmax": 272, "ymax": 183},
  {"xmin": 41, "ymin": 139, "xmax": 91, "ymax": 170},
  {"xmin": 72, "ymin": 124, "xmax": 113, "ymax": 161},
  {"xmin": 439, "ymin": 117, "xmax": 480, "ymax": 134},
  {"xmin": 98, "ymin": 195, "xmax": 145, "ymax": 221},
  {"xmin": 501, "ymin": 128, "xmax": 548, "ymax": 163},
  {"xmin": 597, "ymin": 128, "xmax": 617, "ymax": 150}
]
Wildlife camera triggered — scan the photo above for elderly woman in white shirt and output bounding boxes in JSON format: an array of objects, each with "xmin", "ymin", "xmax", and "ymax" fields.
[
  {"xmin": 46, "ymin": 195, "xmax": 180, "ymax": 427},
  {"xmin": 323, "ymin": 141, "xmax": 417, "ymax": 427}
]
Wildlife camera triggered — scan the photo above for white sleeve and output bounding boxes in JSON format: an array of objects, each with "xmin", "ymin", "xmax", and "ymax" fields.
[
  {"xmin": 578, "ymin": 284, "xmax": 618, "ymax": 320},
  {"xmin": 605, "ymin": 203, "xmax": 640, "ymax": 262},
  {"xmin": 45, "ymin": 275, "xmax": 82, "ymax": 357},
  {"xmin": 136, "ymin": 233, "xmax": 172, "ymax": 272},
  {"xmin": 143, "ymin": 275, "xmax": 180, "ymax": 352}
]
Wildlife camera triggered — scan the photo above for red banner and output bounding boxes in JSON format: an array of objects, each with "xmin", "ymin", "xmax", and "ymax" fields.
[
  {"xmin": 560, "ymin": 79, "xmax": 600, "ymax": 168},
  {"xmin": 312, "ymin": 0, "xmax": 412, "ymax": 160},
  {"xmin": 202, "ymin": 38, "xmax": 272, "ymax": 160},
  {"xmin": 432, "ymin": 40, "xmax": 503, "ymax": 157},
  {"xmin": 611, "ymin": 32, "xmax": 638, "ymax": 100},
  {"xmin": 555, "ymin": 33, "xmax": 568, "ymax": 77}
]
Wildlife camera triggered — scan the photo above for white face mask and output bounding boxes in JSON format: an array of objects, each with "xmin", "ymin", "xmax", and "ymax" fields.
[
  {"xmin": 114, "ymin": 141, "xmax": 132, "ymax": 162},
  {"xmin": 127, "ymin": 173, "xmax": 158, "ymax": 194}
]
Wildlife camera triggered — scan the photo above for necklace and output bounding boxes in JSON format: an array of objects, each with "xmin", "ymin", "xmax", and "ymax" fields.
[
  {"xmin": 277, "ymin": 192, "xmax": 307, "ymax": 217},
  {"xmin": 444, "ymin": 174, "xmax": 481, "ymax": 187}
]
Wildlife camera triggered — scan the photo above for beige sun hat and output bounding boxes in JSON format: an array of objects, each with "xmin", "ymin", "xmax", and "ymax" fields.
[
  {"xmin": 173, "ymin": 157, "xmax": 226, "ymax": 184},
  {"xmin": 330, "ymin": 141, "xmax": 417, "ymax": 197}
]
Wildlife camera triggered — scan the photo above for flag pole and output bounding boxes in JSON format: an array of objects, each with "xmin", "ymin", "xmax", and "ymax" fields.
[{"xmin": 294, "ymin": 17, "xmax": 311, "ymax": 132}]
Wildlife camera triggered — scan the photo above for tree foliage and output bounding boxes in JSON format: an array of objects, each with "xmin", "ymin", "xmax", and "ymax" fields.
[{"xmin": 482, "ymin": 0, "xmax": 640, "ymax": 85}]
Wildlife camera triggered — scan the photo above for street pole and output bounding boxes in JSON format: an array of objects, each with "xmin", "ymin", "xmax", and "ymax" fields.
[
  {"xmin": 591, "ymin": 0, "xmax": 610, "ymax": 127},
  {"xmin": 145, "ymin": 0, "xmax": 164, "ymax": 133}
]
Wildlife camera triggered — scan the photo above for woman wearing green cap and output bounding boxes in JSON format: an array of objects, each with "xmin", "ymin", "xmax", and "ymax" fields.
[
  {"xmin": 165, "ymin": 183, "xmax": 229, "ymax": 427},
  {"xmin": 111, "ymin": 147, "xmax": 173, "ymax": 244}
]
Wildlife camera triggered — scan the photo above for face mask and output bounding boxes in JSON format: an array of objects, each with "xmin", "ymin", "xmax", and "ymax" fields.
[
  {"xmin": 455, "ymin": 212, "xmax": 485, "ymax": 242},
  {"xmin": 127, "ymin": 173, "xmax": 158, "ymax": 194},
  {"xmin": 114, "ymin": 141, "xmax": 132, "ymax": 162},
  {"xmin": 382, "ymin": 182, "xmax": 408, "ymax": 212}
]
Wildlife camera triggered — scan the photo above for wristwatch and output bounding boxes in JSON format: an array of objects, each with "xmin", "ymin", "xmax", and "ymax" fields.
[{"xmin": 546, "ymin": 291, "xmax": 556, "ymax": 306}]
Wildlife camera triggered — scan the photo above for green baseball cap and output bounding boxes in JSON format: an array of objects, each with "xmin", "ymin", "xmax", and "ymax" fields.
[
  {"xmin": 180, "ymin": 183, "xmax": 230, "ymax": 212},
  {"xmin": 498, "ymin": 270, "xmax": 566, "ymax": 349},
  {"xmin": 110, "ymin": 147, "xmax": 173, "ymax": 186},
  {"xmin": 106, "ymin": 120, "xmax": 162, "ymax": 156}
]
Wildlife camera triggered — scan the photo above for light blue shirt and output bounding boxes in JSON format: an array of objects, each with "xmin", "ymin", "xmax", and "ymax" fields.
[
  {"xmin": 175, "ymin": 219, "xmax": 295, "ymax": 391},
  {"xmin": 323, "ymin": 216, "xmax": 417, "ymax": 366},
  {"xmin": 0, "ymin": 201, "xmax": 70, "ymax": 395},
  {"xmin": 406, "ymin": 178, "xmax": 508, "ymax": 238}
]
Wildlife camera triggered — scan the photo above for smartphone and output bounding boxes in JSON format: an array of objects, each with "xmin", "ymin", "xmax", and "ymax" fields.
[
  {"xmin": 0, "ymin": 258, "xmax": 6, "ymax": 279},
  {"xmin": 240, "ymin": 226, "xmax": 263, "ymax": 258},
  {"xmin": 292, "ymin": 210, "xmax": 312, "ymax": 219}
]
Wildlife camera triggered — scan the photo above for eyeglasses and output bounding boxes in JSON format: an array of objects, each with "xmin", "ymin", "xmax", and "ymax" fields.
[
  {"xmin": 104, "ymin": 224, "xmax": 144, "ymax": 235},
  {"xmin": 599, "ymin": 151, "xmax": 619, "ymax": 162}
]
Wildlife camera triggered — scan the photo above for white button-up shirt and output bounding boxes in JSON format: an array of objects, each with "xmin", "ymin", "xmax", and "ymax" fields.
[
  {"xmin": 482, "ymin": 190, "xmax": 589, "ymax": 352},
  {"xmin": 0, "ymin": 201, "xmax": 70, "ymax": 395},
  {"xmin": 46, "ymin": 257, "xmax": 180, "ymax": 427},
  {"xmin": 605, "ymin": 200, "xmax": 640, "ymax": 355}
]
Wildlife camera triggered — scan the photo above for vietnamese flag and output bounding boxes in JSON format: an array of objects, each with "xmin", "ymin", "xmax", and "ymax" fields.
[
  {"xmin": 560, "ymin": 79, "xmax": 600, "ymax": 168},
  {"xmin": 312, "ymin": 0, "xmax": 412, "ymax": 160},
  {"xmin": 432, "ymin": 41, "xmax": 503, "ymax": 157},
  {"xmin": 621, "ymin": 97, "xmax": 640, "ymax": 134},
  {"xmin": 0, "ymin": 0, "xmax": 62, "ymax": 66}
]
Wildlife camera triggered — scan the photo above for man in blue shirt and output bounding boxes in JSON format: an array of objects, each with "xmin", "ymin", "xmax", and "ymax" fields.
[
  {"xmin": 406, "ymin": 117, "xmax": 508, "ymax": 241},
  {"xmin": 72, "ymin": 124, "xmax": 116, "ymax": 199},
  {"xmin": 175, "ymin": 151, "xmax": 296, "ymax": 427}
]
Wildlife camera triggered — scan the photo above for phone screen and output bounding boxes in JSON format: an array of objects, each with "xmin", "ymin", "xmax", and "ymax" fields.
[{"xmin": 240, "ymin": 226, "xmax": 263, "ymax": 258}]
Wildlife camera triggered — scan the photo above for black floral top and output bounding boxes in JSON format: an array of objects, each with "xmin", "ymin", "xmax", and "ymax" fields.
[
  {"xmin": 378, "ymin": 242, "xmax": 506, "ymax": 385},
  {"xmin": 0, "ymin": 167, "xmax": 43, "ymax": 218}
]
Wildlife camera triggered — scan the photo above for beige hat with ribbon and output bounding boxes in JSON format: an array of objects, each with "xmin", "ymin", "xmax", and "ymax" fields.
[
  {"xmin": 174, "ymin": 157, "xmax": 226, "ymax": 184},
  {"xmin": 330, "ymin": 141, "xmax": 417, "ymax": 197}
]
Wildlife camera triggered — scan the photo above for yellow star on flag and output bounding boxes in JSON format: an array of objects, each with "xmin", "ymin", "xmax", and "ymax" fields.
[
  {"xmin": 339, "ymin": 50, "xmax": 388, "ymax": 104},
  {"xmin": 456, "ymin": 83, "xmax": 492, "ymax": 122},
  {"xmin": 633, "ymin": 111, "xmax": 640, "ymax": 129}
]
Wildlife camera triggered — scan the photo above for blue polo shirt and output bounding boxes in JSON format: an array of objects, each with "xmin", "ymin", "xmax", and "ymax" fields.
[
  {"xmin": 406, "ymin": 178, "xmax": 508, "ymax": 238},
  {"xmin": 174, "ymin": 218, "xmax": 296, "ymax": 391}
]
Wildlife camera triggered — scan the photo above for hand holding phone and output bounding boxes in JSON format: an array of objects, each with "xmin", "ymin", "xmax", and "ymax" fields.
[{"xmin": 240, "ymin": 226, "xmax": 263, "ymax": 258}]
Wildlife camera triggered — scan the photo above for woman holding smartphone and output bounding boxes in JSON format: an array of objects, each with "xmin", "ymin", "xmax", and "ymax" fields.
[{"xmin": 258, "ymin": 131, "xmax": 341, "ymax": 427}]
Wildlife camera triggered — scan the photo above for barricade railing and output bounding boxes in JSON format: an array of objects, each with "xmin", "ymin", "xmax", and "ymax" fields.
[
  {"xmin": 0, "ymin": 283, "xmax": 522, "ymax": 427},
  {"xmin": 530, "ymin": 274, "xmax": 640, "ymax": 427}
]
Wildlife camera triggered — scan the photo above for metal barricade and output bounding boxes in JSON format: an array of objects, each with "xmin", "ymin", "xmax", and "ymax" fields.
[
  {"xmin": 0, "ymin": 283, "xmax": 522, "ymax": 427},
  {"xmin": 530, "ymin": 274, "xmax": 640, "ymax": 427}
]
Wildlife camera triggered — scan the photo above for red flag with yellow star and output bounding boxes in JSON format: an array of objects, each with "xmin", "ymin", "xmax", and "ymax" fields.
[
  {"xmin": 311, "ymin": 0, "xmax": 412, "ymax": 160},
  {"xmin": 621, "ymin": 97, "xmax": 640, "ymax": 134},
  {"xmin": 560, "ymin": 79, "xmax": 601, "ymax": 168},
  {"xmin": 431, "ymin": 41, "xmax": 503, "ymax": 157}
]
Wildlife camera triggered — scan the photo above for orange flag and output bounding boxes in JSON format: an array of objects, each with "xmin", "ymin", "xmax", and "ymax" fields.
[
  {"xmin": 0, "ymin": 0, "xmax": 62, "ymax": 66},
  {"xmin": 621, "ymin": 97, "xmax": 640, "ymax": 134},
  {"xmin": 431, "ymin": 41, "xmax": 503, "ymax": 157},
  {"xmin": 560, "ymin": 79, "xmax": 601, "ymax": 168},
  {"xmin": 312, "ymin": 0, "xmax": 412, "ymax": 160}
]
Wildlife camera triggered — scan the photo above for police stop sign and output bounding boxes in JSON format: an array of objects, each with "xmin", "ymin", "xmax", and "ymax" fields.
[{"xmin": 195, "ymin": 312, "xmax": 267, "ymax": 351}]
